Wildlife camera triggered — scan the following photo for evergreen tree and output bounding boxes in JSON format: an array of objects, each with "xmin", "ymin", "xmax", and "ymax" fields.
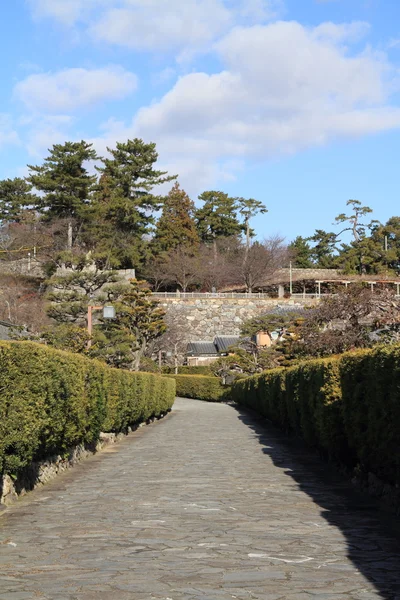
[
  {"xmin": 93, "ymin": 139, "xmax": 176, "ymax": 269},
  {"xmin": 195, "ymin": 191, "xmax": 242, "ymax": 255},
  {"xmin": 82, "ymin": 174, "xmax": 126, "ymax": 268},
  {"xmin": 28, "ymin": 141, "xmax": 99, "ymax": 249},
  {"xmin": 237, "ymin": 197, "xmax": 267, "ymax": 255},
  {"xmin": 288, "ymin": 236, "xmax": 314, "ymax": 268},
  {"xmin": 309, "ymin": 229, "xmax": 338, "ymax": 268},
  {"xmin": 91, "ymin": 280, "xmax": 166, "ymax": 371},
  {"xmin": 335, "ymin": 200, "xmax": 375, "ymax": 274},
  {"xmin": 370, "ymin": 217, "xmax": 400, "ymax": 273},
  {"xmin": 335, "ymin": 199, "xmax": 374, "ymax": 242},
  {"xmin": 46, "ymin": 267, "xmax": 121, "ymax": 324},
  {"xmin": 152, "ymin": 182, "xmax": 199, "ymax": 255},
  {"xmin": 0, "ymin": 178, "xmax": 38, "ymax": 223}
]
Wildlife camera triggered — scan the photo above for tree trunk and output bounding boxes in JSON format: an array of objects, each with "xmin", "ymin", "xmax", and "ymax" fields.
[
  {"xmin": 67, "ymin": 221, "xmax": 73, "ymax": 250},
  {"xmin": 213, "ymin": 234, "xmax": 217, "ymax": 262},
  {"xmin": 133, "ymin": 352, "xmax": 141, "ymax": 372},
  {"xmin": 245, "ymin": 218, "xmax": 250, "ymax": 258}
]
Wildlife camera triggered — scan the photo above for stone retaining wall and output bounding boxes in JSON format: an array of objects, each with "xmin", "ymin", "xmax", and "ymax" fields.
[{"xmin": 160, "ymin": 297, "xmax": 316, "ymax": 340}]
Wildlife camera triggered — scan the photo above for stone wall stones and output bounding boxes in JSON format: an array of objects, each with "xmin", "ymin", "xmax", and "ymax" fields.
[{"xmin": 159, "ymin": 297, "xmax": 316, "ymax": 341}]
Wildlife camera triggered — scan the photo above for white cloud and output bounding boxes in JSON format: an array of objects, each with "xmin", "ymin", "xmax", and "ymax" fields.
[
  {"xmin": 27, "ymin": 0, "xmax": 284, "ymax": 59},
  {"xmin": 87, "ymin": 20, "xmax": 400, "ymax": 188},
  {"xmin": 312, "ymin": 21, "xmax": 370, "ymax": 44},
  {"xmin": 14, "ymin": 66, "xmax": 137, "ymax": 113},
  {"xmin": 90, "ymin": 1, "xmax": 232, "ymax": 57},
  {"xmin": 239, "ymin": 0, "xmax": 284, "ymax": 21},
  {"xmin": 0, "ymin": 114, "xmax": 20, "ymax": 149},
  {"xmin": 21, "ymin": 115, "xmax": 75, "ymax": 157},
  {"xmin": 27, "ymin": 0, "xmax": 104, "ymax": 26},
  {"xmin": 19, "ymin": 10, "xmax": 400, "ymax": 191}
]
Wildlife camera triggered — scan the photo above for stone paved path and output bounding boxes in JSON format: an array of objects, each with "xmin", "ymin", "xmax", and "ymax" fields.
[{"xmin": 1, "ymin": 398, "xmax": 400, "ymax": 600}]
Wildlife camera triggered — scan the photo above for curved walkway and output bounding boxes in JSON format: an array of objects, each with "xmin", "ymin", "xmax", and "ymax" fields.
[{"xmin": 0, "ymin": 398, "xmax": 399, "ymax": 600}]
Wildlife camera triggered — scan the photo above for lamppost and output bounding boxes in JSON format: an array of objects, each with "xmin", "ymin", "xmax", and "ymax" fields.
[{"xmin": 87, "ymin": 304, "xmax": 116, "ymax": 348}]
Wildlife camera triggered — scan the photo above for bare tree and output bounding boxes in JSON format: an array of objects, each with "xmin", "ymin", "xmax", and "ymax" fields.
[
  {"xmin": 143, "ymin": 257, "xmax": 171, "ymax": 291},
  {"xmin": 163, "ymin": 246, "xmax": 201, "ymax": 292},
  {"xmin": 296, "ymin": 285, "xmax": 400, "ymax": 357},
  {"xmin": 151, "ymin": 309, "xmax": 191, "ymax": 373},
  {"xmin": 0, "ymin": 274, "xmax": 49, "ymax": 331},
  {"xmin": 197, "ymin": 239, "xmax": 239, "ymax": 291},
  {"xmin": 235, "ymin": 236, "xmax": 288, "ymax": 292}
]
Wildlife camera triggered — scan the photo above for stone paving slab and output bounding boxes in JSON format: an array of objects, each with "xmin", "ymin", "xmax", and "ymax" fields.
[{"xmin": 0, "ymin": 397, "xmax": 399, "ymax": 600}]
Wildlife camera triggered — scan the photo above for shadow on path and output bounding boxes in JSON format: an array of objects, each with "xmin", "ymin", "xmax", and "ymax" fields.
[{"xmin": 235, "ymin": 406, "xmax": 400, "ymax": 600}]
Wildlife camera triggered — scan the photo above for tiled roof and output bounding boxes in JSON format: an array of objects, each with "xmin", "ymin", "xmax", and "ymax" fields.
[
  {"xmin": 187, "ymin": 341, "xmax": 219, "ymax": 356},
  {"xmin": 187, "ymin": 336, "xmax": 240, "ymax": 356},
  {"xmin": 214, "ymin": 336, "xmax": 240, "ymax": 353}
]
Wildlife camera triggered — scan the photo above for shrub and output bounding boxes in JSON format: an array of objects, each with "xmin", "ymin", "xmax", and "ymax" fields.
[
  {"xmin": 231, "ymin": 346, "xmax": 400, "ymax": 486},
  {"xmin": 340, "ymin": 346, "xmax": 400, "ymax": 486},
  {"xmin": 0, "ymin": 341, "xmax": 175, "ymax": 475},
  {"xmin": 166, "ymin": 374, "xmax": 229, "ymax": 402},
  {"xmin": 162, "ymin": 365, "xmax": 215, "ymax": 376}
]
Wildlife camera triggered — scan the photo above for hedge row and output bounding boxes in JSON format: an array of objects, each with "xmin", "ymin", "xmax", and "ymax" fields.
[
  {"xmin": 231, "ymin": 345, "xmax": 400, "ymax": 487},
  {"xmin": 163, "ymin": 365, "xmax": 214, "ymax": 376},
  {"xmin": 0, "ymin": 341, "xmax": 176, "ymax": 475},
  {"xmin": 166, "ymin": 374, "xmax": 228, "ymax": 402}
]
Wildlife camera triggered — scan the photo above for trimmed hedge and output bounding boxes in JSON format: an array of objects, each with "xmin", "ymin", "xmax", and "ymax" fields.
[
  {"xmin": 231, "ymin": 345, "xmax": 400, "ymax": 487},
  {"xmin": 340, "ymin": 346, "xmax": 400, "ymax": 487},
  {"xmin": 0, "ymin": 341, "xmax": 175, "ymax": 475},
  {"xmin": 162, "ymin": 365, "xmax": 214, "ymax": 376},
  {"xmin": 166, "ymin": 374, "xmax": 228, "ymax": 402}
]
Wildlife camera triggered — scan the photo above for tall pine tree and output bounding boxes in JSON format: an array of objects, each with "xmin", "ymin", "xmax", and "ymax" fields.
[
  {"xmin": 237, "ymin": 197, "xmax": 267, "ymax": 256},
  {"xmin": 288, "ymin": 236, "xmax": 314, "ymax": 268},
  {"xmin": 0, "ymin": 178, "xmax": 38, "ymax": 223},
  {"xmin": 195, "ymin": 191, "xmax": 242, "ymax": 256},
  {"xmin": 92, "ymin": 139, "xmax": 176, "ymax": 269},
  {"xmin": 152, "ymin": 182, "xmax": 199, "ymax": 256},
  {"xmin": 28, "ymin": 141, "xmax": 99, "ymax": 249}
]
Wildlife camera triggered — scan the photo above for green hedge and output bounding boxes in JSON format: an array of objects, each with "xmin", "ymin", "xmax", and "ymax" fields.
[
  {"xmin": 162, "ymin": 365, "xmax": 215, "ymax": 376},
  {"xmin": 340, "ymin": 346, "xmax": 400, "ymax": 487},
  {"xmin": 0, "ymin": 341, "xmax": 175, "ymax": 475},
  {"xmin": 166, "ymin": 374, "xmax": 228, "ymax": 402},
  {"xmin": 231, "ymin": 346, "xmax": 400, "ymax": 487}
]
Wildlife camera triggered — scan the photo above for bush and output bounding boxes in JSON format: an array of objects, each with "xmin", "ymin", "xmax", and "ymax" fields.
[
  {"xmin": 162, "ymin": 365, "xmax": 215, "ymax": 376},
  {"xmin": 340, "ymin": 346, "xmax": 400, "ymax": 486},
  {"xmin": 166, "ymin": 374, "xmax": 229, "ymax": 402},
  {"xmin": 0, "ymin": 341, "xmax": 175, "ymax": 475},
  {"xmin": 231, "ymin": 345, "xmax": 400, "ymax": 486}
]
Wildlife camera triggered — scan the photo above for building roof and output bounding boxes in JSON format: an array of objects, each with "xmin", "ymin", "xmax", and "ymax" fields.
[
  {"xmin": 187, "ymin": 336, "xmax": 240, "ymax": 356},
  {"xmin": 214, "ymin": 336, "xmax": 240, "ymax": 353},
  {"xmin": 187, "ymin": 341, "xmax": 219, "ymax": 356}
]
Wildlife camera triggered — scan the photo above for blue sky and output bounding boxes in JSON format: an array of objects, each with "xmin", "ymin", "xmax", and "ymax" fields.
[{"xmin": 1, "ymin": 0, "xmax": 400, "ymax": 243}]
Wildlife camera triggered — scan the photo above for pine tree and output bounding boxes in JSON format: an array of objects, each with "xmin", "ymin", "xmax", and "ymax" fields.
[
  {"xmin": 91, "ymin": 280, "xmax": 166, "ymax": 371},
  {"xmin": 335, "ymin": 200, "xmax": 375, "ymax": 274},
  {"xmin": 195, "ymin": 191, "xmax": 243, "ymax": 261},
  {"xmin": 237, "ymin": 197, "xmax": 267, "ymax": 256},
  {"xmin": 28, "ymin": 141, "xmax": 99, "ymax": 249},
  {"xmin": 288, "ymin": 236, "xmax": 314, "ymax": 268},
  {"xmin": 46, "ymin": 268, "xmax": 121, "ymax": 324},
  {"xmin": 309, "ymin": 230, "xmax": 338, "ymax": 268},
  {"xmin": 0, "ymin": 178, "xmax": 38, "ymax": 223},
  {"xmin": 152, "ymin": 182, "xmax": 199, "ymax": 256},
  {"xmin": 93, "ymin": 139, "xmax": 177, "ymax": 269}
]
